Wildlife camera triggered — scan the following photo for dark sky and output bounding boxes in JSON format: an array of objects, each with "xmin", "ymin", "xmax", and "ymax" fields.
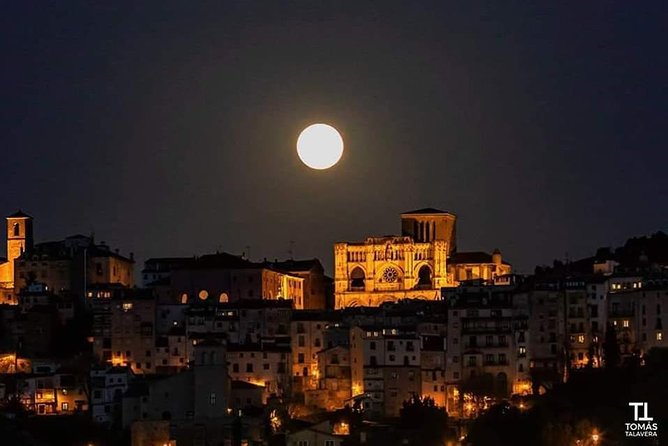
[{"xmin": 2, "ymin": 1, "xmax": 667, "ymax": 275}]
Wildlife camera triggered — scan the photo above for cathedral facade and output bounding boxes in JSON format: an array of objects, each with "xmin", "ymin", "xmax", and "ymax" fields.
[{"xmin": 334, "ymin": 208, "xmax": 511, "ymax": 308}]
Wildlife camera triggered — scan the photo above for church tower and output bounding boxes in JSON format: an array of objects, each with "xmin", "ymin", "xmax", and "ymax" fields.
[
  {"xmin": 4, "ymin": 210, "xmax": 33, "ymax": 284},
  {"xmin": 400, "ymin": 208, "xmax": 457, "ymax": 256}
]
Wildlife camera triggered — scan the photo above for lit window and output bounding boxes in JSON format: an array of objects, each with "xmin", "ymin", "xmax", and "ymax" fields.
[
  {"xmin": 61, "ymin": 402, "xmax": 69, "ymax": 411},
  {"xmin": 657, "ymin": 332, "xmax": 663, "ymax": 341},
  {"xmin": 623, "ymin": 320, "xmax": 629, "ymax": 328},
  {"xmin": 198, "ymin": 290, "xmax": 209, "ymax": 300},
  {"xmin": 122, "ymin": 303, "xmax": 133, "ymax": 312},
  {"xmin": 577, "ymin": 335, "xmax": 585, "ymax": 344}
]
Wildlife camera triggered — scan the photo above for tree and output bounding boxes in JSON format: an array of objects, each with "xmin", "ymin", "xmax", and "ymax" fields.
[
  {"xmin": 467, "ymin": 401, "xmax": 531, "ymax": 446},
  {"xmin": 399, "ymin": 394, "xmax": 449, "ymax": 446},
  {"xmin": 602, "ymin": 322, "xmax": 620, "ymax": 368}
]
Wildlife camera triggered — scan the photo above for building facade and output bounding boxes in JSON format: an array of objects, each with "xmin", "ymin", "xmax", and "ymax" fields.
[{"xmin": 334, "ymin": 209, "xmax": 511, "ymax": 309}]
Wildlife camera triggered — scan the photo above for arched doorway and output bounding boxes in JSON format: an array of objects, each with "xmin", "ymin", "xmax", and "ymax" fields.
[
  {"xmin": 417, "ymin": 265, "xmax": 432, "ymax": 288},
  {"xmin": 350, "ymin": 267, "xmax": 366, "ymax": 290}
]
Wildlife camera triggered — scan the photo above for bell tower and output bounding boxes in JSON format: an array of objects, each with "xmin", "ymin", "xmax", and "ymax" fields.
[
  {"xmin": 400, "ymin": 208, "xmax": 457, "ymax": 256},
  {"xmin": 5, "ymin": 210, "xmax": 33, "ymax": 283}
]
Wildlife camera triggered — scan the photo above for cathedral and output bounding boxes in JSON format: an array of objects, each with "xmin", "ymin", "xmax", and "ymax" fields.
[{"xmin": 333, "ymin": 208, "xmax": 511, "ymax": 308}]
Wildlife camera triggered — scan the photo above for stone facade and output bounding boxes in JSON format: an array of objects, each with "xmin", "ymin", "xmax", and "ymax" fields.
[{"xmin": 334, "ymin": 208, "xmax": 511, "ymax": 309}]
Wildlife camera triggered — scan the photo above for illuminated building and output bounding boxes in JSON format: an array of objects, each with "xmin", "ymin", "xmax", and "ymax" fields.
[
  {"xmin": 91, "ymin": 288, "xmax": 156, "ymax": 374},
  {"xmin": 226, "ymin": 342, "xmax": 290, "ymax": 402},
  {"xmin": 608, "ymin": 277, "xmax": 667, "ymax": 358},
  {"xmin": 290, "ymin": 311, "xmax": 340, "ymax": 394},
  {"xmin": 263, "ymin": 258, "xmax": 330, "ymax": 309},
  {"xmin": 19, "ymin": 371, "xmax": 88, "ymax": 415},
  {"xmin": 443, "ymin": 283, "xmax": 529, "ymax": 414},
  {"xmin": 185, "ymin": 299, "xmax": 292, "ymax": 346},
  {"xmin": 13, "ymin": 230, "xmax": 134, "ymax": 298},
  {"xmin": 563, "ymin": 279, "xmax": 593, "ymax": 369},
  {"xmin": 305, "ymin": 345, "xmax": 352, "ymax": 411},
  {"xmin": 420, "ymin": 334, "xmax": 447, "ymax": 408},
  {"xmin": 169, "ymin": 252, "xmax": 305, "ymax": 308},
  {"xmin": 334, "ymin": 208, "xmax": 511, "ymax": 308},
  {"xmin": 0, "ymin": 210, "xmax": 34, "ymax": 304},
  {"xmin": 349, "ymin": 326, "xmax": 422, "ymax": 417},
  {"xmin": 121, "ymin": 340, "xmax": 229, "ymax": 428},
  {"xmin": 286, "ymin": 420, "xmax": 348, "ymax": 446}
]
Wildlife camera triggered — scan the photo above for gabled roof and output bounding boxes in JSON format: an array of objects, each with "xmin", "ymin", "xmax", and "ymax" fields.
[
  {"xmin": 188, "ymin": 252, "xmax": 256, "ymax": 269},
  {"xmin": 7, "ymin": 210, "xmax": 32, "ymax": 219},
  {"xmin": 401, "ymin": 207, "xmax": 450, "ymax": 215}
]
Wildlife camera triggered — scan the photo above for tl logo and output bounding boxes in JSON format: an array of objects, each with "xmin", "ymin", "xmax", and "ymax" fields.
[
  {"xmin": 629, "ymin": 402, "xmax": 653, "ymax": 421},
  {"xmin": 626, "ymin": 402, "xmax": 658, "ymax": 438}
]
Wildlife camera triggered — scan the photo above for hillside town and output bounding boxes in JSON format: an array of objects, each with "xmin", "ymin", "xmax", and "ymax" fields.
[{"xmin": 0, "ymin": 209, "xmax": 666, "ymax": 446}]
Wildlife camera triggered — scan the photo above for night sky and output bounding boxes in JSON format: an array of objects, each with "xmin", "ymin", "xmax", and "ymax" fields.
[{"xmin": 2, "ymin": 1, "xmax": 667, "ymax": 275}]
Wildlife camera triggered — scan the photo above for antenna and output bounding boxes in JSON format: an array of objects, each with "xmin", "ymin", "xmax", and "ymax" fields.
[{"xmin": 245, "ymin": 245, "xmax": 251, "ymax": 261}]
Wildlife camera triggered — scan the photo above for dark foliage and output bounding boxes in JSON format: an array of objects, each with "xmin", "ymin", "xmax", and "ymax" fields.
[
  {"xmin": 603, "ymin": 322, "xmax": 620, "ymax": 369},
  {"xmin": 467, "ymin": 348, "xmax": 668, "ymax": 446},
  {"xmin": 398, "ymin": 394, "xmax": 450, "ymax": 446}
]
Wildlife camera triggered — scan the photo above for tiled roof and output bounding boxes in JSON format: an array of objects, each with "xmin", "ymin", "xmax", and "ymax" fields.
[
  {"xmin": 7, "ymin": 210, "xmax": 32, "ymax": 219},
  {"xmin": 188, "ymin": 252, "xmax": 256, "ymax": 269}
]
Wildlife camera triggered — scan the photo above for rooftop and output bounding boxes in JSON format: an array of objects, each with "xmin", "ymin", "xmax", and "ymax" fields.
[
  {"xmin": 401, "ymin": 207, "xmax": 451, "ymax": 215},
  {"xmin": 7, "ymin": 210, "xmax": 32, "ymax": 219}
]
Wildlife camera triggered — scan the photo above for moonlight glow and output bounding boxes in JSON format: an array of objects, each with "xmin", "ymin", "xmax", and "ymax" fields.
[{"xmin": 296, "ymin": 123, "xmax": 344, "ymax": 170}]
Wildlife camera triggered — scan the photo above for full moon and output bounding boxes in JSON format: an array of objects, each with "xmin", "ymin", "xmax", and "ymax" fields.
[{"xmin": 296, "ymin": 123, "xmax": 344, "ymax": 170}]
